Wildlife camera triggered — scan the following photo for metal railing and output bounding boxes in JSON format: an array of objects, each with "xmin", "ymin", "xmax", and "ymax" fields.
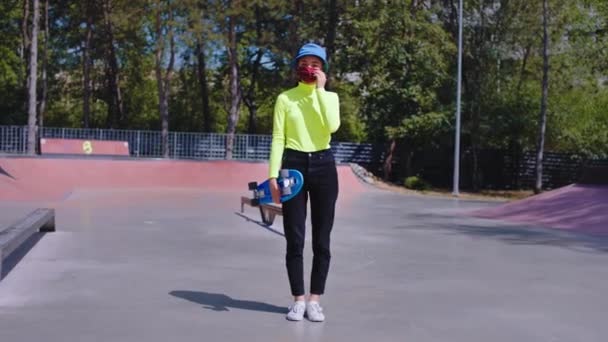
[{"xmin": 0, "ymin": 125, "xmax": 382, "ymax": 164}]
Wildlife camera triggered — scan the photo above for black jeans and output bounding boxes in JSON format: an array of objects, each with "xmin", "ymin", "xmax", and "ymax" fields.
[{"xmin": 281, "ymin": 148, "xmax": 339, "ymax": 296}]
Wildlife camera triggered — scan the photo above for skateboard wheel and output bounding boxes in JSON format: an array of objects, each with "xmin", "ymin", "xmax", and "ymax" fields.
[
  {"xmin": 248, "ymin": 182, "xmax": 257, "ymax": 190},
  {"xmin": 280, "ymin": 169, "xmax": 289, "ymax": 178}
]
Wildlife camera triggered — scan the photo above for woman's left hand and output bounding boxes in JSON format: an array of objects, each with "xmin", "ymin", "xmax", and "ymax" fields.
[{"xmin": 314, "ymin": 69, "xmax": 326, "ymax": 89}]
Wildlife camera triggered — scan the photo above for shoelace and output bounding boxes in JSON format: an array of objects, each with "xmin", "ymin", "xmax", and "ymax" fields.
[
  {"xmin": 309, "ymin": 303, "xmax": 323, "ymax": 313},
  {"xmin": 290, "ymin": 304, "xmax": 305, "ymax": 313}
]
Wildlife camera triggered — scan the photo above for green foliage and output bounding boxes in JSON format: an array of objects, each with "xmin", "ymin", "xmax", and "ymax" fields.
[
  {"xmin": 338, "ymin": 2, "xmax": 455, "ymax": 143},
  {"xmin": 0, "ymin": 0, "xmax": 25, "ymax": 124},
  {"xmin": 329, "ymin": 80, "xmax": 366, "ymax": 142},
  {"xmin": 386, "ymin": 111, "xmax": 451, "ymax": 147},
  {"xmin": 404, "ymin": 176, "xmax": 430, "ymax": 191},
  {"xmin": 551, "ymin": 88, "xmax": 608, "ymax": 158},
  {"xmin": 480, "ymin": 80, "xmax": 540, "ymax": 150},
  {"xmin": 0, "ymin": 0, "xmax": 606, "ymax": 161}
]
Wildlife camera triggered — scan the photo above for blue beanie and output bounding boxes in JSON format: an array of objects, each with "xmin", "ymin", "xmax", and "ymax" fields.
[{"xmin": 292, "ymin": 43, "xmax": 328, "ymax": 71}]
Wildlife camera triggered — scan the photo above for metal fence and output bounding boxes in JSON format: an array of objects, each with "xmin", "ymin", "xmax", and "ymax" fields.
[
  {"xmin": 0, "ymin": 125, "xmax": 381, "ymax": 163},
  {"xmin": 384, "ymin": 146, "xmax": 608, "ymax": 190},
  {"xmin": 3, "ymin": 125, "xmax": 606, "ymax": 190}
]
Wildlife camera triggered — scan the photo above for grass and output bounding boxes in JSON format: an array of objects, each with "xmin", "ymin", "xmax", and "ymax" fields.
[
  {"xmin": 371, "ymin": 178, "xmax": 534, "ymax": 202},
  {"xmin": 349, "ymin": 163, "xmax": 536, "ymax": 201}
]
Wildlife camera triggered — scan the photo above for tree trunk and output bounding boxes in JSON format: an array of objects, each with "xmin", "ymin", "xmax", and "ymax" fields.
[
  {"xmin": 155, "ymin": 1, "xmax": 175, "ymax": 158},
  {"xmin": 516, "ymin": 43, "xmax": 532, "ymax": 94},
  {"xmin": 20, "ymin": 0, "xmax": 30, "ymax": 79},
  {"xmin": 471, "ymin": 142, "xmax": 480, "ymax": 191},
  {"xmin": 243, "ymin": 5, "xmax": 264, "ymax": 135},
  {"xmin": 38, "ymin": 0, "xmax": 48, "ymax": 134},
  {"xmin": 243, "ymin": 48, "xmax": 264, "ymax": 134},
  {"xmin": 288, "ymin": 0, "xmax": 302, "ymax": 56},
  {"xmin": 383, "ymin": 139, "xmax": 396, "ymax": 181},
  {"xmin": 246, "ymin": 104, "xmax": 257, "ymax": 135},
  {"xmin": 471, "ymin": 99, "xmax": 481, "ymax": 191},
  {"xmin": 26, "ymin": 0, "xmax": 39, "ymax": 155},
  {"xmin": 405, "ymin": 149, "xmax": 414, "ymax": 178},
  {"xmin": 225, "ymin": 13, "xmax": 241, "ymax": 160},
  {"xmin": 196, "ymin": 40, "xmax": 212, "ymax": 132},
  {"xmin": 410, "ymin": 0, "xmax": 421, "ymax": 14},
  {"xmin": 103, "ymin": 0, "xmax": 124, "ymax": 128},
  {"xmin": 534, "ymin": 0, "xmax": 550, "ymax": 194},
  {"xmin": 446, "ymin": 0, "xmax": 458, "ymax": 40},
  {"xmin": 21, "ymin": 0, "xmax": 30, "ymax": 113},
  {"xmin": 244, "ymin": 47, "xmax": 263, "ymax": 134},
  {"xmin": 470, "ymin": 0, "xmax": 486, "ymax": 192},
  {"xmin": 243, "ymin": 50, "xmax": 260, "ymax": 134},
  {"xmin": 325, "ymin": 0, "xmax": 338, "ymax": 63},
  {"xmin": 82, "ymin": 2, "xmax": 93, "ymax": 128},
  {"xmin": 324, "ymin": 0, "xmax": 339, "ymax": 88},
  {"xmin": 160, "ymin": 89, "xmax": 170, "ymax": 157}
]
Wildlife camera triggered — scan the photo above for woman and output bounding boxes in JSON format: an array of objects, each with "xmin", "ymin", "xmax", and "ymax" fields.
[{"xmin": 268, "ymin": 43, "xmax": 340, "ymax": 322}]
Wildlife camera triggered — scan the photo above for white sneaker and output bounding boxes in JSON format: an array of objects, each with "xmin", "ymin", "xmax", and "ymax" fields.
[
  {"xmin": 286, "ymin": 301, "xmax": 306, "ymax": 321},
  {"xmin": 306, "ymin": 301, "xmax": 325, "ymax": 322}
]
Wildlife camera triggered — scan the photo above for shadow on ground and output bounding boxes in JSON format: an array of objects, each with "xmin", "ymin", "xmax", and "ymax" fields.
[
  {"xmin": 170, "ymin": 290, "xmax": 287, "ymax": 314},
  {"xmin": 399, "ymin": 212, "xmax": 608, "ymax": 254},
  {"xmin": 0, "ymin": 166, "xmax": 15, "ymax": 179},
  {"xmin": 234, "ymin": 212, "xmax": 284, "ymax": 237},
  {"xmin": 1, "ymin": 232, "xmax": 46, "ymax": 280}
]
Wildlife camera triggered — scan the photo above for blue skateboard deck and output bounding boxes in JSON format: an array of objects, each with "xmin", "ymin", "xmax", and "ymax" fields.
[{"xmin": 248, "ymin": 169, "xmax": 304, "ymax": 205}]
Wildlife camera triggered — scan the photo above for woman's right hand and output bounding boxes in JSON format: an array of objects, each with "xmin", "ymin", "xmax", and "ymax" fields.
[{"xmin": 269, "ymin": 178, "xmax": 281, "ymax": 204}]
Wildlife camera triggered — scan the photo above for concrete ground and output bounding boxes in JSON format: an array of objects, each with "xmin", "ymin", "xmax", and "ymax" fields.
[
  {"xmin": 0, "ymin": 204, "xmax": 36, "ymax": 228},
  {"xmin": 1, "ymin": 182, "xmax": 608, "ymax": 341}
]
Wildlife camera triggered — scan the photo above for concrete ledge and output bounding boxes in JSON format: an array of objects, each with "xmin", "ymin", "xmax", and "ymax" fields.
[
  {"xmin": 0, "ymin": 208, "xmax": 55, "ymax": 278},
  {"xmin": 240, "ymin": 196, "xmax": 282, "ymax": 225}
]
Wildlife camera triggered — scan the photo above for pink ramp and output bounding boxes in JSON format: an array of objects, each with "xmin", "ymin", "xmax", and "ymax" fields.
[
  {"xmin": 469, "ymin": 184, "xmax": 608, "ymax": 234},
  {"xmin": 0, "ymin": 156, "xmax": 365, "ymax": 202}
]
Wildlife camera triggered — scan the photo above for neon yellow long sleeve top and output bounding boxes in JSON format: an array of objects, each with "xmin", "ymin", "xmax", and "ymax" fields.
[{"xmin": 268, "ymin": 82, "xmax": 340, "ymax": 178}]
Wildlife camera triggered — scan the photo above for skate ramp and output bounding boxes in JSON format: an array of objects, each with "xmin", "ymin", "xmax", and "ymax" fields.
[
  {"xmin": 470, "ymin": 166, "xmax": 608, "ymax": 234},
  {"xmin": 0, "ymin": 156, "xmax": 366, "ymax": 202}
]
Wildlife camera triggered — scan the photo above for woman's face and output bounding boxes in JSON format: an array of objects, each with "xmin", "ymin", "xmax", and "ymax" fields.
[{"xmin": 297, "ymin": 56, "xmax": 323, "ymax": 70}]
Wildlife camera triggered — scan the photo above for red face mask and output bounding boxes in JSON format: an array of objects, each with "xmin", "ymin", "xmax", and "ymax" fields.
[{"xmin": 297, "ymin": 65, "xmax": 317, "ymax": 83}]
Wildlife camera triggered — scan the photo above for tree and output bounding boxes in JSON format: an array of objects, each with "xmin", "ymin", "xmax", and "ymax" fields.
[
  {"xmin": 534, "ymin": 0, "xmax": 550, "ymax": 194},
  {"xmin": 1, "ymin": 0, "xmax": 606, "ymax": 178},
  {"xmin": 239, "ymin": 0, "xmax": 287, "ymax": 135},
  {"xmin": 196, "ymin": 38, "xmax": 212, "ymax": 132},
  {"xmin": 180, "ymin": 0, "xmax": 223, "ymax": 133},
  {"xmin": 339, "ymin": 1, "xmax": 454, "ymax": 180},
  {"xmin": 26, "ymin": 0, "xmax": 40, "ymax": 155},
  {"xmin": 0, "ymin": 1, "xmax": 26, "ymax": 125},
  {"xmin": 241, "ymin": 3, "xmax": 264, "ymax": 135},
  {"xmin": 102, "ymin": 0, "xmax": 125, "ymax": 128},
  {"xmin": 21, "ymin": 0, "xmax": 30, "ymax": 91},
  {"xmin": 324, "ymin": 0, "xmax": 340, "ymax": 78},
  {"xmin": 82, "ymin": 1, "xmax": 94, "ymax": 128},
  {"xmin": 224, "ymin": 0, "xmax": 242, "ymax": 160},
  {"xmin": 153, "ymin": 0, "xmax": 176, "ymax": 158},
  {"xmin": 38, "ymin": 0, "xmax": 49, "ymax": 131}
]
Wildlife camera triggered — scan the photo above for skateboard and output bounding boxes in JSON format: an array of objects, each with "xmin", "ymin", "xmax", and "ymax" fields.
[{"xmin": 248, "ymin": 169, "xmax": 304, "ymax": 205}]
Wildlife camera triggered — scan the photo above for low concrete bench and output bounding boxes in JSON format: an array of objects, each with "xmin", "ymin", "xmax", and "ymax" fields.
[
  {"xmin": 0, "ymin": 208, "xmax": 55, "ymax": 278},
  {"xmin": 240, "ymin": 196, "xmax": 283, "ymax": 225}
]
